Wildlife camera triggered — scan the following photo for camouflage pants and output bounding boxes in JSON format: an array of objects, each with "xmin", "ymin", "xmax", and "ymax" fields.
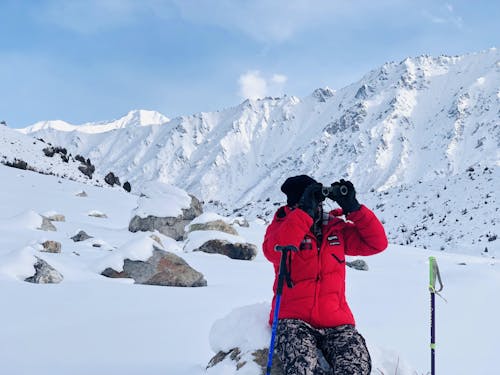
[{"xmin": 275, "ymin": 319, "xmax": 371, "ymax": 375}]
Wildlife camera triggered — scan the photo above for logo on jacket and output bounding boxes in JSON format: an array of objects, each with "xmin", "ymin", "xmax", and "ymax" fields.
[
  {"xmin": 299, "ymin": 237, "xmax": 313, "ymax": 250},
  {"xmin": 328, "ymin": 235, "xmax": 340, "ymax": 246}
]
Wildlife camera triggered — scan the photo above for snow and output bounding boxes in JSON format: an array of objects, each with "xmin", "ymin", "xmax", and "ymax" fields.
[
  {"xmin": 209, "ymin": 303, "xmax": 271, "ymax": 353},
  {"xmin": 1, "ymin": 49, "xmax": 499, "ymax": 374},
  {"xmin": 0, "ymin": 164, "xmax": 499, "ymax": 375},
  {"xmin": 20, "ymin": 110, "xmax": 170, "ymax": 134},
  {"xmin": 133, "ymin": 181, "xmax": 193, "ymax": 218}
]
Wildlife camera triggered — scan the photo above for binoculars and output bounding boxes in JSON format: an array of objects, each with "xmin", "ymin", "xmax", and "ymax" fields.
[{"xmin": 321, "ymin": 184, "xmax": 349, "ymax": 198}]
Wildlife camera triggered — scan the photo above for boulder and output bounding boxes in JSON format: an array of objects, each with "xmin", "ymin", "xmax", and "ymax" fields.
[
  {"xmin": 25, "ymin": 257, "xmax": 63, "ymax": 284},
  {"xmin": 194, "ymin": 239, "xmax": 257, "ymax": 260},
  {"xmin": 101, "ymin": 248, "xmax": 207, "ymax": 287},
  {"xmin": 188, "ymin": 219, "xmax": 239, "ymax": 236},
  {"xmin": 104, "ymin": 172, "xmax": 121, "ymax": 187},
  {"xmin": 71, "ymin": 230, "xmax": 93, "ymax": 242},
  {"xmin": 129, "ymin": 195, "xmax": 203, "ymax": 240},
  {"xmin": 41, "ymin": 240, "xmax": 61, "ymax": 253},
  {"xmin": 76, "ymin": 191, "xmax": 88, "ymax": 197},
  {"xmin": 123, "ymin": 181, "xmax": 132, "ymax": 192},
  {"xmin": 346, "ymin": 259, "xmax": 369, "ymax": 271},
  {"xmin": 38, "ymin": 216, "xmax": 57, "ymax": 231}
]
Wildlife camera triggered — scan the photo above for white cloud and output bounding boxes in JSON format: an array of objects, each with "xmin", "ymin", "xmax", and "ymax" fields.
[
  {"xmin": 238, "ymin": 71, "xmax": 267, "ymax": 100},
  {"xmin": 238, "ymin": 71, "xmax": 288, "ymax": 100},
  {"xmin": 271, "ymin": 74, "xmax": 288, "ymax": 84},
  {"xmin": 423, "ymin": 2, "xmax": 463, "ymax": 28}
]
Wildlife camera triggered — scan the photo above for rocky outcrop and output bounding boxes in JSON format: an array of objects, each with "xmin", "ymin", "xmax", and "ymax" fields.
[
  {"xmin": 75, "ymin": 155, "xmax": 95, "ymax": 179},
  {"xmin": 4, "ymin": 158, "xmax": 28, "ymax": 170},
  {"xmin": 194, "ymin": 239, "xmax": 257, "ymax": 260},
  {"xmin": 101, "ymin": 248, "xmax": 207, "ymax": 287},
  {"xmin": 104, "ymin": 172, "xmax": 121, "ymax": 187},
  {"xmin": 25, "ymin": 257, "xmax": 63, "ymax": 284},
  {"xmin": 188, "ymin": 219, "xmax": 239, "ymax": 236},
  {"xmin": 207, "ymin": 347, "xmax": 283, "ymax": 374},
  {"xmin": 129, "ymin": 195, "xmax": 203, "ymax": 240}
]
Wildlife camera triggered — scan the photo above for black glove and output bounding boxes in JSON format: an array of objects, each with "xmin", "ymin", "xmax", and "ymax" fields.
[
  {"xmin": 298, "ymin": 182, "xmax": 324, "ymax": 218},
  {"xmin": 329, "ymin": 179, "xmax": 361, "ymax": 214}
]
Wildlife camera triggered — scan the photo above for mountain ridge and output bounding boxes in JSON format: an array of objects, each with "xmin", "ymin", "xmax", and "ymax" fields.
[{"xmin": 8, "ymin": 48, "xmax": 500, "ymax": 254}]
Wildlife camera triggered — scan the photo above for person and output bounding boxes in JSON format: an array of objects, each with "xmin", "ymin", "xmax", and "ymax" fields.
[{"xmin": 263, "ymin": 175, "xmax": 388, "ymax": 375}]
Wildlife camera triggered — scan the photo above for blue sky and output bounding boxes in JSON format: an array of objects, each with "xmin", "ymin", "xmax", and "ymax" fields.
[{"xmin": 1, "ymin": 0, "xmax": 498, "ymax": 127}]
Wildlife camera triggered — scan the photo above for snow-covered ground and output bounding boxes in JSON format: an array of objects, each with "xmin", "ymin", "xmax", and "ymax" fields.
[{"xmin": 1, "ymin": 164, "xmax": 499, "ymax": 375}]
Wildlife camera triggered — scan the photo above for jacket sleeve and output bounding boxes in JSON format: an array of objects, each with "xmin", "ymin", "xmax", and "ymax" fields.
[
  {"xmin": 342, "ymin": 205, "xmax": 388, "ymax": 256},
  {"xmin": 263, "ymin": 207, "xmax": 313, "ymax": 266}
]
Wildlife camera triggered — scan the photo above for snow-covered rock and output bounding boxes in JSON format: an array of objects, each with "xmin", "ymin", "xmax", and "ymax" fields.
[
  {"xmin": 101, "ymin": 248, "xmax": 207, "ymax": 287},
  {"xmin": 129, "ymin": 181, "xmax": 203, "ymax": 240},
  {"xmin": 25, "ymin": 257, "xmax": 63, "ymax": 284}
]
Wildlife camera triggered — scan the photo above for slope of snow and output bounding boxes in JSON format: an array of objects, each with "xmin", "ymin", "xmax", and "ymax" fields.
[
  {"xmin": 0, "ymin": 164, "xmax": 499, "ymax": 375},
  {"xmin": 0, "ymin": 125, "xmax": 108, "ymax": 184}
]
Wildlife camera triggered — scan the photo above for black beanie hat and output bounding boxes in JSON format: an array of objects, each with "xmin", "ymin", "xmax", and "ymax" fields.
[{"xmin": 281, "ymin": 175, "xmax": 318, "ymax": 206}]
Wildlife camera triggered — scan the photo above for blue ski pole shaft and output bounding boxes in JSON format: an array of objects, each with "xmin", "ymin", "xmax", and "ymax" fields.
[
  {"xmin": 266, "ymin": 294, "xmax": 282, "ymax": 375},
  {"xmin": 266, "ymin": 245, "xmax": 297, "ymax": 375}
]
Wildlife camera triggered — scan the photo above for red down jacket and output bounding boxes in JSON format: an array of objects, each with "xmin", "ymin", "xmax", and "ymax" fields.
[{"xmin": 263, "ymin": 205, "xmax": 388, "ymax": 328}]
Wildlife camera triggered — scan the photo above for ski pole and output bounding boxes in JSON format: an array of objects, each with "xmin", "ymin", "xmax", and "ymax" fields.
[
  {"xmin": 266, "ymin": 245, "xmax": 297, "ymax": 375},
  {"xmin": 429, "ymin": 256, "xmax": 444, "ymax": 375}
]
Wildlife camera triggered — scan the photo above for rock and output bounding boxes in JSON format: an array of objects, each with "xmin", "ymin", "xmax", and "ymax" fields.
[
  {"xmin": 123, "ymin": 181, "xmax": 132, "ymax": 192},
  {"xmin": 194, "ymin": 239, "xmax": 257, "ymax": 260},
  {"xmin": 5, "ymin": 158, "xmax": 28, "ymax": 170},
  {"xmin": 25, "ymin": 257, "xmax": 63, "ymax": 284},
  {"xmin": 88, "ymin": 211, "xmax": 108, "ymax": 218},
  {"xmin": 101, "ymin": 248, "xmax": 207, "ymax": 287},
  {"xmin": 78, "ymin": 164, "xmax": 95, "ymax": 179},
  {"xmin": 71, "ymin": 230, "xmax": 93, "ymax": 242},
  {"xmin": 346, "ymin": 259, "xmax": 369, "ymax": 271},
  {"xmin": 76, "ymin": 191, "xmax": 88, "ymax": 197},
  {"xmin": 38, "ymin": 216, "xmax": 57, "ymax": 231},
  {"xmin": 188, "ymin": 219, "xmax": 239, "ymax": 236},
  {"xmin": 233, "ymin": 217, "xmax": 250, "ymax": 228},
  {"xmin": 129, "ymin": 195, "xmax": 203, "ymax": 240},
  {"xmin": 41, "ymin": 240, "xmax": 61, "ymax": 253},
  {"xmin": 207, "ymin": 348, "xmax": 283, "ymax": 374},
  {"xmin": 47, "ymin": 214, "xmax": 65, "ymax": 222},
  {"xmin": 104, "ymin": 172, "xmax": 121, "ymax": 187}
]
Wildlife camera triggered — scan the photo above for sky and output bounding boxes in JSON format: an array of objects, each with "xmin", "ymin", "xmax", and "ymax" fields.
[{"xmin": 0, "ymin": 0, "xmax": 498, "ymax": 128}]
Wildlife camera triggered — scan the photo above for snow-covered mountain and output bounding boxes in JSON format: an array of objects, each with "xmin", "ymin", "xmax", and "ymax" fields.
[
  {"xmin": 13, "ymin": 48, "xmax": 500, "ymax": 255},
  {"xmin": 20, "ymin": 109, "xmax": 169, "ymax": 134}
]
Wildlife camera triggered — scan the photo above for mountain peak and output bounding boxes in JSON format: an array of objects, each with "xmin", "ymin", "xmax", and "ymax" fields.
[{"xmin": 21, "ymin": 110, "xmax": 170, "ymax": 135}]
